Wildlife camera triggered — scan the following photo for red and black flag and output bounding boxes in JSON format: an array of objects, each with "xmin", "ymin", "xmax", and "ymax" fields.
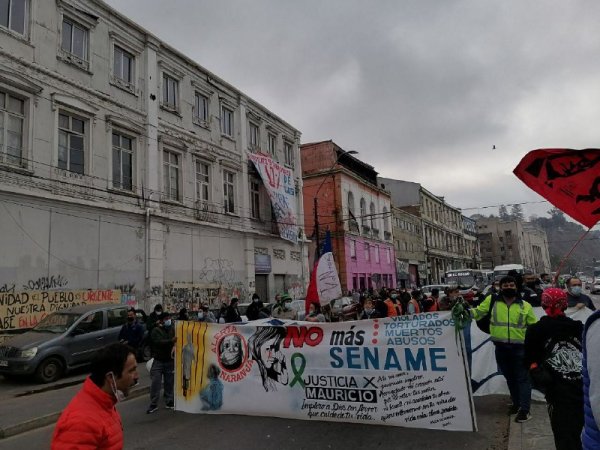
[{"xmin": 513, "ymin": 148, "xmax": 600, "ymax": 228}]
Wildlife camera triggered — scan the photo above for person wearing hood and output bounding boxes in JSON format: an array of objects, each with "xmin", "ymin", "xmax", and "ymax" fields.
[
  {"xmin": 224, "ymin": 298, "xmax": 242, "ymax": 323},
  {"xmin": 147, "ymin": 304, "xmax": 163, "ymax": 333},
  {"xmin": 246, "ymin": 293, "xmax": 264, "ymax": 321},
  {"xmin": 272, "ymin": 294, "xmax": 297, "ymax": 320},
  {"xmin": 524, "ymin": 288, "xmax": 584, "ymax": 450},
  {"xmin": 147, "ymin": 312, "xmax": 176, "ymax": 414},
  {"xmin": 566, "ymin": 277, "xmax": 596, "ymax": 311}
]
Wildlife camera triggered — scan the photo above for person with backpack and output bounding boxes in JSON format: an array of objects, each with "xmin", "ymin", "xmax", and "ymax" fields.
[
  {"xmin": 524, "ymin": 288, "xmax": 584, "ymax": 450},
  {"xmin": 471, "ymin": 276, "xmax": 538, "ymax": 423}
]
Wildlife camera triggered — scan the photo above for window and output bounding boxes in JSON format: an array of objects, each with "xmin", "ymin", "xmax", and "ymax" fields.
[
  {"xmin": 383, "ymin": 207, "xmax": 389, "ymax": 233},
  {"xmin": 107, "ymin": 308, "xmax": 127, "ymax": 328},
  {"xmin": 374, "ymin": 246, "xmax": 380, "ymax": 263},
  {"xmin": 350, "ymin": 239, "xmax": 356, "ymax": 258},
  {"xmin": 194, "ymin": 92, "xmax": 209, "ymax": 123},
  {"xmin": 163, "ymin": 150, "xmax": 180, "ymax": 201},
  {"xmin": 250, "ymin": 178, "xmax": 260, "ymax": 219},
  {"xmin": 360, "ymin": 198, "xmax": 367, "ymax": 226},
  {"xmin": 347, "ymin": 191, "xmax": 355, "ymax": 217},
  {"xmin": 112, "ymin": 132, "xmax": 133, "ymax": 191},
  {"xmin": 385, "ymin": 248, "xmax": 391, "ymax": 264},
  {"xmin": 0, "ymin": 91, "xmax": 24, "ymax": 166},
  {"xmin": 221, "ymin": 104, "xmax": 233, "ymax": 137},
  {"xmin": 195, "ymin": 161, "xmax": 210, "ymax": 203},
  {"xmin": 370, "ymin": 202, "xmax": 376, "ymax": 230},
  {"xmin": 268, "ymin": 133, "xmax": 276, "ymax": 155},
  {"xmin": 248, "ymin": 122, "xmax": 259, "ymax": 150},
  {"xmin": 113, "ymin": 45, "xmax": 134, "ymax": 84},
  {"xmin": 77, "ymin": 311, "xmax": 103, "ymax": 333},
  {"xmin": 162, "ymin": 74, "xmax": 178, "ymax": 109},
  {"xmin": 284, "ymin": 141, "xmax": 294, "ymax": 167},
  {"xmin": 58, "ymin": 112, "xmax": 85, "ymax": 174},
  {"xmin": 61, "ymin": 18, "xmax": 87, "ymax": 61},
  {"xmin": 364, "ymin": 243, "xmax": 370, "ymax": 261},
  {"xmin": 223, "ymin": 170, "xmax": 236, "ymax": 213},
  {"xmin": 0, "ymin": 0, "xmax": 26, "ymax": 35}
]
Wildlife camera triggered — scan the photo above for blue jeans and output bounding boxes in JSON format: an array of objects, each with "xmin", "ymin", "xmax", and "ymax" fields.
[
  {"xmin": 495, "ymin": 344, "xmax": 531, "ymax": 413},
  {"xmin": 150, "ymin": 359, "xmax": 174, "ymax": 407}
]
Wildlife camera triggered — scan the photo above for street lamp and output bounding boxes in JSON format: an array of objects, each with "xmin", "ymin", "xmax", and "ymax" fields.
[{"xmin": 313, "ymin": 149, "xmax": 359, "ymax": 254}]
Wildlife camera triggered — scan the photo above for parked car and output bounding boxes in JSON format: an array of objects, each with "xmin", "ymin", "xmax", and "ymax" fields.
[
  {"xmin": 0, "ymin": 304, "xmax": 128, "ymax": 383},
  {"xmin": 421, "ymin": 285, "xmax": 450, "ymax": 297},
  {"xmin": 330, "ymin": 297, "xmax": 361, "ymax": 321},
  {"xmin": 591, "ymin": 278, "xmax": 600, "ymax": 295}
]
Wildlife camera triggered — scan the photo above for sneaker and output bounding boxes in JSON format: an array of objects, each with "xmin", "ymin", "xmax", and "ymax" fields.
[
  {"xmin": 515, "ymin": 410, "xmax": 531, "ymax": 423},
  {"xmin": 508, "ymin": 404, "xmax": 519, "ymax": 415},
  {"xmin": 165, "ymin": 403, "xmax": 174, "ymax": 410},
  {"xmin": 146, "ymin": 405, "xmax": 158, "ymax": 414}
]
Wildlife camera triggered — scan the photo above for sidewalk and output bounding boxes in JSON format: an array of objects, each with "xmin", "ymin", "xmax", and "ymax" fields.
[
  {"xmin": 0, "ymin": 363, "xmax": 150, "ymax": 439},
  {"xmin": 508, "ymin": 402, "xmax": 555, "ymax": 450}
]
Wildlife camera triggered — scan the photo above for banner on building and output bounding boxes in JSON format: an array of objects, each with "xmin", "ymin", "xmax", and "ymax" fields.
[
  {"xmin": 470, "ymin": 306, "xmax": 593, "ymax": 400},
  {"xmin": 0, "ymin": 289, "xmax": 121, "ymax": 330},
  {"xmin": 248, "ymin": 152, "xmax": 298, "ymax": 243},
  {"xmin": 174, "ymin": 312, "xmax": 477, "ymax": 431}
]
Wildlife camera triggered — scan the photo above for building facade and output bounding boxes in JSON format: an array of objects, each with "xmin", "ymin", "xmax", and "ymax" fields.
[
  {"xmin": 391, "ymin": 207, "xmax": 426, "ymax": 288},
  {"xmin": 380, "ymin": 178, "xmax": 480, "ymax": 284},
  {"xmin": 301, "ymin": 141, "xmax": 396, "ymax": 293},
  {"xmin": 0, "ymin": 0, "xmax": 307, "ymax": 315},
  {"xmin": 477, "ymin": 217, "xmax": 551, "ymax": 274}
]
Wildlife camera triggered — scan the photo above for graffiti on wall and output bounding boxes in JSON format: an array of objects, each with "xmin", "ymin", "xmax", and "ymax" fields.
[
  {"xmin": 114, "ymin": 283, "xmax": 138, "ymax": 308},
  {"xmin": 0, "ymin": 289, "xmax": 121, "ymax": 330},
  {"xmin": 23, "ymin": 275, "xmax": 68, "ymax": 291}
]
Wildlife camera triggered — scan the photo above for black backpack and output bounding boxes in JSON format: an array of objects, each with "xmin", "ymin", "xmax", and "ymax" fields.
[{"xmin": 475, "ymin": 294, "xmax": 498, "ymax": 334}]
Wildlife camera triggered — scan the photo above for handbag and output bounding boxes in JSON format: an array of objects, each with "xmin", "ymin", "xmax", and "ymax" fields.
[{"xmin": 145, "ymin": 357, "xmax": 154, "ymax": 373}]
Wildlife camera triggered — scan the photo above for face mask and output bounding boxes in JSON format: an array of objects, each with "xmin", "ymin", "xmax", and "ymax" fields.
[
  {"xmin": 501, "ymin": 288, "xmax": 517, "ymax": 298},
  {"xmin": 127, "ymin": 317, "xmax": 134, "ymax": 322},
  {"xmin": 391, "ymin": 294, "xmax": 398, "ymax": 300},
  {"xmin": 253, "ymin": 298, "xmax": 259, "ymax": 303},
  {"xmin": 109, "ymin": 372, "xmax": 126, "ymax": 403},
  {"xmin": 526, "ymin": 282, "xmax": 536, "ymax": 289},
  {"xmin": 365, "ymin": 308, "xmax": 373, "ymax": 314},
  {"xmin": 197, "ymin": 312, "xmax": 204, "ymax": 320},
  {"xmin": 570, "ymin": 286, "xmax": 582, "ymax": 296},
  {"xmin": 163, "ymin": 319, "xmax": 172, "ymax": 327}
]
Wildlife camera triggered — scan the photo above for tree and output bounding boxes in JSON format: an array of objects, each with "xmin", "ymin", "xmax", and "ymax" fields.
[
  {"xmin": 498, "ymin": 204, "xmax": 510, "ymax": 221},
  {"xmin": 548, "ymin": 207, "xmax": 566, "ymax": 227},
  {"xmin": 511, "ymin": 204, "xmax": 524, "ymax": 221}
]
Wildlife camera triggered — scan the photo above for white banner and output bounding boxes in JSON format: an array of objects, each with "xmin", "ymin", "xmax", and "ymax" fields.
[
  {"xmin": 469, "ymin": 306, "xmax": 593, "ymax": 400},
  {"xmin": 316, "ymin": 252, "xmax": 343, "ymax": 305},
  {"xmin": 248, "ymin": 152, "xmax": 298, "ymax": 243},
  {"xmin": 174, "ymin": 312, "xmax": 477, "ymax": 431}
]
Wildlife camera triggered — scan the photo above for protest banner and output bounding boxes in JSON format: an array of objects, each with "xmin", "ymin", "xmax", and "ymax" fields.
[
  {"xmin": 0, "ymin": 289, "xmax": 121, "ymax": 331},
  {"xmin": 248, "ymin": 152, "xmax": 298, "ymax": 243},
  {"xmin": 174, "ymin": 311, "xmax": 477, "ymax": 431},
  {"xmin": 469, "ymin": 306, "xmax": 593, "ymax": 400},
  {"xmin": 315, "ymin": 252, "xmax": 343, "ymax": 305}
]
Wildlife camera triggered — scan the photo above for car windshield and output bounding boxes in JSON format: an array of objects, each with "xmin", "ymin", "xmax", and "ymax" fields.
[{"xmin": 33, "ymin": 313, "xmax": 81, "ymax": 333}]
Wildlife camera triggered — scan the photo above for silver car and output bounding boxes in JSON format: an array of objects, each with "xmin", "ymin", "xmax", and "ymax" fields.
[{"xmin": 0, "ymin": 304, "xmax": 128, "ymax": 383}]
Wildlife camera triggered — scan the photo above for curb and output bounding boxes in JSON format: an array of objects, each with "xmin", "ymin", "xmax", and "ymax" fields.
[{"xmin": 0, "ymin": 385, "xmax": 149, "ymax": 439}]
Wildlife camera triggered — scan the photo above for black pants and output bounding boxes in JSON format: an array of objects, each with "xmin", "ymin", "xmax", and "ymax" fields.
[{"xmin": 547, "ymin": 401, "xmax": 583, "ymax": 450}]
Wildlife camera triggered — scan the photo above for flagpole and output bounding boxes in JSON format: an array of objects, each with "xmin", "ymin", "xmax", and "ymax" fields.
[{"xmin": 553, "ymin": 227, "xmax": 592, "ymax": 284}]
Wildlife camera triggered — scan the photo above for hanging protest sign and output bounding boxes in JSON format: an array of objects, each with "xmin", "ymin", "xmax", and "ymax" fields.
[
  {"xmin": 174, "ymin": 312, "xmax": 477, "ymax": 431},
  {"xmin": 248, "ymin": 152, "xmax": 298, "ymax": 243}
]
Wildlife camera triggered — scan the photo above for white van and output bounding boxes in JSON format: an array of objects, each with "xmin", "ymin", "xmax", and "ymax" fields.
[{"xmin": 493, "ymin": 264, "xmax": 525, "ymax": 280}]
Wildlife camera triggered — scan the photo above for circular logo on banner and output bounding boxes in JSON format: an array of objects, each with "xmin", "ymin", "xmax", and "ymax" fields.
[{"xmin": 211, "ymin": 325, "xmax": 253, "ymax": 382}]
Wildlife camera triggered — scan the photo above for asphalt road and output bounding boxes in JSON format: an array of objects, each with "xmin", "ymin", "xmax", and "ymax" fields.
[{"xmin": 0, "ymin": 394, "xmax": 509, "ymax": 450}]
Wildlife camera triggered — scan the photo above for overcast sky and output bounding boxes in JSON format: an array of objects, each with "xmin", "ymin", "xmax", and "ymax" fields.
[{"xmin": 105, "ymin": 0, "xmax": 600, "ymax": 222}]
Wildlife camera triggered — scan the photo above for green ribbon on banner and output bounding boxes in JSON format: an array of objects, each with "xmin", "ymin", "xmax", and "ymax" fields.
[{"xmin": 289, "ymin": 353, "xmax": 306, "ymax": 388}]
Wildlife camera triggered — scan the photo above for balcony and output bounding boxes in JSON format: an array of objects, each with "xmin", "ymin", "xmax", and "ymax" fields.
[
  {"xmin": 384, "ymin": 230, "xmax": 392, "ymax": 241},
  {"xmin": 348, "ymin": 219, "xmax": 360, "ymax": 233},
  {"xmin": 371, "ymin": 228, "xmax": 380, "ymax": 238},
  {"xmin": 362, "ymin": 224, "xmax": 371, "ymax": 237}
]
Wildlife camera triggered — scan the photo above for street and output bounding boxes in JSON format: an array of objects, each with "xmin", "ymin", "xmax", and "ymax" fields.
[{"xmin": 0, "ymin": 395, "xmax": 509, "ymax": 450}]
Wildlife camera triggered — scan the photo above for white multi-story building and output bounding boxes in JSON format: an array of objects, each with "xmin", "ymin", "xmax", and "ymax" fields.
[{"xmin": 0, "ymin": 0, "xmax": 307, "ymax": 314}]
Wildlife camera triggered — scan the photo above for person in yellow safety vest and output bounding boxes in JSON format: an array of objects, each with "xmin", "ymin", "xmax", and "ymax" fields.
[{"xmin": 471, "ymin": 275, "xmax": 538, "ymax": 423}]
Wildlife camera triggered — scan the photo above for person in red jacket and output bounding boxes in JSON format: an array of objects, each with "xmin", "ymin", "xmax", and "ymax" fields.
[{"xmin": 51, "ymin": 343, "xmax": 138, "ymax": 450}]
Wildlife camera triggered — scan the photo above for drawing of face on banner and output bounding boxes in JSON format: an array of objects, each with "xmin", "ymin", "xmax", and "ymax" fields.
[
  {"xmin": 211, "ymin": 325, "xmax": 253, "ymax": 382},
  {"xmin": 248, "ymin": 327, "xmax": 288, "ymax": 391}
]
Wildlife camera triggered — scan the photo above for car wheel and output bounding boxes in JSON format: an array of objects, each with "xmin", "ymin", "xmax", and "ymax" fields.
[{"xmin": 35, "ymin": 357, "xmax": 64, "ymax": 383}]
